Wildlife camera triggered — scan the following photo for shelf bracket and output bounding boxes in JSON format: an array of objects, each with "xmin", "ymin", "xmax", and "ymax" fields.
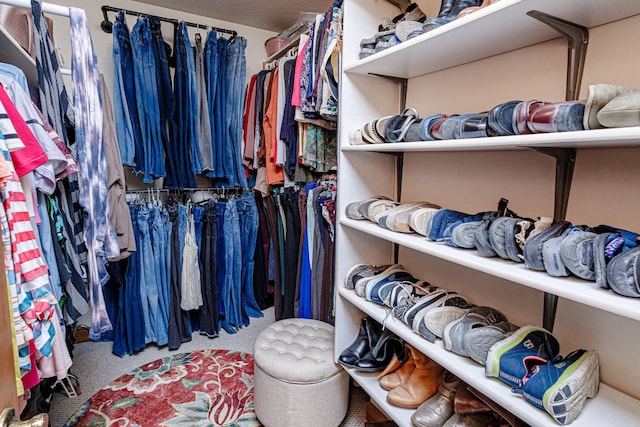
[
  {"xmin": 527, "ymin": 10, "xmax": 589, "ymax": 101},
  {"xmin": 529, "ymin": 147, "xmax": 576, "ymax": 332}
]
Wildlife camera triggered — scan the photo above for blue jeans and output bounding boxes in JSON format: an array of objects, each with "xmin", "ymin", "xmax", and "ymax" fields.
[
  {"xmin": 136, "ymin": 206, "xmax": 160, "ymax": 344},
  {"xmin": 215, "ymin": 201, "xmax": 232, "ymax": 332},
  {"xmin": 224, "ymin": 38, "xmax": 248, "ymax": 189},
  {"xmin": 130, "ymin": 17, "xmax": 166, "ymax": 182},
  {"xmin": 223, "ymin": 199, "xmax": 243, "ymax": 329},
  {"xmin": 205, "ymin": 31, "xmax": 219, "ymax": 177},
  {"xmin": 173, "ymin": 22, "xmax": 201, "ymax": 183},
  {"xmin": 112, "ymin": 11, "xmax": 139, "ymax": 167},
  {"xmin": 237, "ymin": 193, "xmax": 263, "ymax": 320},
  {"xmin": 149, "ymin": 17, "xmax": 176, "ymax": 186},
  {"xmin": 150, "ymin": 205, "xmax": 171, "ymax": 346},
  {"xmin": 211, "ymin": 37, "xmax": 228, "ymax": 179},
  {"xmin": 198, "ymin": 201, "xmax": 219, "ymax": 337}
]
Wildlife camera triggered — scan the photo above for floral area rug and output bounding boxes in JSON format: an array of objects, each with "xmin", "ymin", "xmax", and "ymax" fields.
[{"xmin": 64, "ymin": 349, "xmax": 261, "ymax": 427}]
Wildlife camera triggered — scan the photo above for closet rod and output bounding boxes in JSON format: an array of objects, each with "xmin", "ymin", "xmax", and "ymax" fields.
[
  {"xmin": 126, "ymin": 187, "xmax": 245, "ymax": 193},
  {"xmin": 0, "ymin": 0, "xmax": 69, "ymax": 17},
  {"xmin": 100, "ymin": 5, "xmax": 237, "ymax": 37}
]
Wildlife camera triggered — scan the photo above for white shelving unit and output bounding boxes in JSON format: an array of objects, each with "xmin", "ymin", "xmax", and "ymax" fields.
[{"xmin": 335, "ymin": 0, "xmax": 640, "ymax": 425}]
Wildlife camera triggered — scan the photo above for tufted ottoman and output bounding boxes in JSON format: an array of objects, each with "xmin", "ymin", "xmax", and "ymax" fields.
[{"xmin": 253, "ymin": 318, "xmax": 349, "ymax": 427}]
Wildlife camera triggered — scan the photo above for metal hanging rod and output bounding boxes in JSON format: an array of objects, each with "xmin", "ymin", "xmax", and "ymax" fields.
[
  {"xmin": 125, "ymin": 187, "xmax": 245, "ymax": 194},
  {"xmin": 100, "ymin": 5, "xmax": 238, "ymax": 37}
]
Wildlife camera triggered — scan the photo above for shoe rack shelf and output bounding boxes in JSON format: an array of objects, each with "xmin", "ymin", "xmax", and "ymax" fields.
[
  {"xmin": 343, "ymin": 0, "xmax": 640, "ymax": 79},
  {"xmin": 342, "ymin": 126, "xmax": 640, "ymax": 152},
  {"xmin": 341, "ymin": 218, "xmax": 640, "ymax": 323},
  {"xmin": 339, "ymin": 288, "xmax": 640, "ymax": 427}
]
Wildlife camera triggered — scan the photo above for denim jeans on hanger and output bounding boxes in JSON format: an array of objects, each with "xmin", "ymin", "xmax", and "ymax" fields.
[
  {"xmin": 150, "ymin": 204, "xmax": 171, "ymax": 346},
  {"xmin": 211, "ymin": 37, "xmax": 229, "ymax": 180},
  {"xmin": 237, "ymin": 193, "xmax": 263, "ymax": 320},
  {"xmin": 174, "ymin": 22, "xmax": 202, "ymax": 181},
  {"xmin": 223, "ymin": 198, "xmax": 243, "ymax": 329},
  {"xmin": 136, "ymin": 205, "xmax": 160, "ymax": 344},
  {"xmin": 204, "ymin": 31, "xmax": 219, "ymax": 177},
  {"xmin": 149, "ymin": 16, "xmax": 176, "ymax": 187},
  {"xmin": 167, "ymin": 201, "xmax": 192, "ymax": 349},
  {"xmin": 193, "ymin": 204, "xmax": 204, "ymax": 251},
  {"xmin": 112, "ymin": 11, "xmax": 139, "ymax": 167},
  {"xmin": 195, "ymin": 34, "xmax": 213, "ymax": 173},
  {"xmin": 130, "ymin": 17, "xmax": 166, "ymax": 183},
  {"xmin": 198, "ymin": 200, "xmax": 218, "ymax": 337},
  {"xmin": 224, "ymin": 37, "xmax": 248, "ymax": 189},
  {"xmin": 215, "ymin": 201, "xmax": 232, "ymax": 332}
]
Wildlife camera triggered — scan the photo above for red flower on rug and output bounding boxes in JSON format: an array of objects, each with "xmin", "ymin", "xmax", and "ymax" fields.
[{"xmin": 64, "ymin": 349, "xmax": 262, "ymax": 427}]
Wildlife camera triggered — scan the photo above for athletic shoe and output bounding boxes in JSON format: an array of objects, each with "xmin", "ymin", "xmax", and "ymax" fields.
[
  {"xmin": 355, "ymin": 264, "xmax": 406, "ymax": 297},
  {"xmin": 519, "ymin": 349, "xmax": 600, "ymax": 425},
  {"xmin": 364, "ymin": 270, "xmax": 417, "ymax": 303},
  {"xmin": 486, "ymin": 325, "xmax": 560, "ymax": 388},
  {"xmin": 464, "ymin": 322, "xmax": 519, "ymax": 366},
  {"xmin": 442, "ymin": 306, "xmax": 508, "ymax": 357},
  {"xmin": 344, "ymin": 263, "xmax": 396, "ymax": 290}
]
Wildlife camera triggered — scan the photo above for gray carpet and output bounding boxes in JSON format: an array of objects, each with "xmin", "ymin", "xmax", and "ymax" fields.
[{"xmin": 48, "ymin": 307, "xmax": 367, "ymax": 426}]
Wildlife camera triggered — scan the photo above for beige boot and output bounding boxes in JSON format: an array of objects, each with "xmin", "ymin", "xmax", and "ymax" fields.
[{"xmin": 386, "ymin": 344, "xmax": 443, "ymax": 408}]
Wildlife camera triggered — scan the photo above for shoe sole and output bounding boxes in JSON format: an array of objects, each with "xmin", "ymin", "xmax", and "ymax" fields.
[
  {"xmin": 531, "ymin": 350, "xmax": 600, "ymax": 425},
  {"xmin": 485, "ymin": 325, "xmax": 547, "ymax": 380},
  {"xmin": 344, "ymin": 263, "xmax": 367, "ymax": 290},
  {"xmin": 425, "ymin": 307, "xmax": 468, "ymax": 340}
]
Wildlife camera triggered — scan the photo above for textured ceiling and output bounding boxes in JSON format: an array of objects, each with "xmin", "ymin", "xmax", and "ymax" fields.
[{"xmin": 134, "ymin": 0, "xmax": 334, "ymax": 32}]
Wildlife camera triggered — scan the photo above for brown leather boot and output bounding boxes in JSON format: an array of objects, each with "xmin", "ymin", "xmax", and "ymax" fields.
[
  {"xmin": 379, "ymin": 350, "xmax": 415, "ymax": 391},
  {"xmin": 386, "ymin": 344, "xmax": 443, "ymax": 408}
]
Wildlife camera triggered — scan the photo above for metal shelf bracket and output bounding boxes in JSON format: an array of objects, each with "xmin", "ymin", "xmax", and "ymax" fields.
[{"xmin": 527, "ymin": 10, "xmax": 589, "ymax": 101}]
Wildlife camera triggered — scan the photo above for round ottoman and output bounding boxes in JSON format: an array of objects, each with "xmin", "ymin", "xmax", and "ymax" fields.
[{"xmin": 253, "ymin": 318, "xmax": 349, "ymax": 427}]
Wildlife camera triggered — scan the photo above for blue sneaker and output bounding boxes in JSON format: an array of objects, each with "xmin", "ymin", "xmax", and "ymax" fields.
[
  {"xmin": 364, "ymin": 270, "xmax": 415, "ymax": 303},
  {"xmin": 519, "ymin": 349, "xmax": 600, "ymax": 425},
  {"xmin": 485, "ymin": 326, "xmax": 560, "ymax": 388}
]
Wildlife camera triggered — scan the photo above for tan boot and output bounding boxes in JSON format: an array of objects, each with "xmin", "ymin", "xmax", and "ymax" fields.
[
  {"xmin": 379, "ymin": 353, "xmax": 415, "ymax": 391},
  {"xmin": 386, "ymin": 344, "xmax": 443, "ymax": 409}
]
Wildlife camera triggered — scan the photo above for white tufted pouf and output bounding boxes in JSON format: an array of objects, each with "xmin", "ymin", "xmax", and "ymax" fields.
[{"xmin": 253, "ymin": 318, "xmax": 349, "ymax": 427}]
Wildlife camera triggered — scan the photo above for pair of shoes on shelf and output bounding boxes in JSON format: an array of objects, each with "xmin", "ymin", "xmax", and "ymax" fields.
[
  {"xmin": 486, "ymin": 325, "xmax": 600, "ymax": 425},
  {"xmin": 422, "ymin": 0, "xmax": 484, "ymax": 33},
  {"xmin": 392, "ymin": 288, "xmax": 473, "ymax": 343},
  {"xmin": 359, "ymin": 3, "xmax": 427, "ymax": 58},
  {"xmin": 345, "ymin": 195, "xmax": 391, "ymax": 220},
  {"xmin": 413, "ymin": 378, "xmax": 517, "ymax": 427},
  {"xmin": 338, "ymin": 317, "xmax": 405, "ymax": 372},
  {"xmin": 442, "ymin": 306, "xmax": 518, "ymax": 365},
  {"xmin": 583, "ymin": 83, "xmax": 640, "ymax": 129},
  {"xmin": 378, "ymin": 344, "xmax": 444, "ymax": 408}
]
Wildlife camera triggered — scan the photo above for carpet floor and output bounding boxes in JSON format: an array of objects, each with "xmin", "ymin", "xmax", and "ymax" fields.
[{"xmin": 48, "ymin": 307, "xmax": 368, "ymax": 427}]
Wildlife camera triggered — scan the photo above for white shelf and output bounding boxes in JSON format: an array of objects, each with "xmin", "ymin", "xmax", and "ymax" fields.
[
  {"xmin": 342, "ymin": 127, "xmax": 640, "ymax": 153},
  {"xmin": 343, "ymin": 0, "xmax": 640, "ymax": 79},
  {"xmin": 340, "ymin": 218, "xmax": 640, "ymax": 323},
  {"xmin": 340, "ymin": 288, "xmax": 640, "ymax": 427}
]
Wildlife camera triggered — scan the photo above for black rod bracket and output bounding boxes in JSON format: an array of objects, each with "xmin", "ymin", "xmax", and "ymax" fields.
[
  {"xmin": 527, "ymin": 10, "xmax": 588, "ymax": 101},
  {"xmin": 368, "ymin": 73, "xmax": 409, "ymax": 112}
]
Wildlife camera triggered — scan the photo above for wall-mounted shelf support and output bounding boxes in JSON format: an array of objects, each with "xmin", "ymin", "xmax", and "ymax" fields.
[
  {"xmin": 369, "ymin": 74, "xmax": 408, "ymax": 264},
  {"xmin": 527, "ymin": 10, "xmax": 588, "ymax": 101},
  {"xmin": 530, "ymin": 146, "xmax": 576, "ymax": 332}
]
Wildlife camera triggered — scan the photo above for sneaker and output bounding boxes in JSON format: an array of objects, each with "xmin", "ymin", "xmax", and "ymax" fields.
[
  {"xmin": 542, "ymin": 225, "xmax": 588, "ymax": 277},
  {"xmin": 380, "ymin": 281, "xmax": 438, "ymax": 308},
  {"xmin": 442, "ymin": 306, "xmax": 508, "ymax": 358},
  {"xmin": 344, "ymin": 263, "xmax": 396, "ymax": 291},
  {"xmin": 486, "ymin": 325, "xmax": 560, "ymax": 388},
  {"xmin": 367, "ymin": 199, "xmax": 400, "ymax": 223},
  {"xmin": 519, "ymin": 349, "xmax": 600, "ymax": 425},
  {"xmin": 450, "ymin": 220, "xmax": 484, "ymax": 248},
  {"xmin": 559, "ymin": 230, "xmax": 598, "ymax": 280},
  {"xmin": 365, "ymin": 270, "xmax": 417, "ymax": 303},
  {"xmin": 386, "ymin": 202, "xmax": 441, "ymax": 233},
  {"xmin": 345, "ymin": 196, "xmax": 390, "ymax": 220},
  {"xmin": 409, "ymin": 207, "xmax": 441, "ymax": 236},
  {"xmin": 421, "ymin": 305, "xmax": 470, "ymax": 341},
  {"xmin": 416, "ymin": 295, "xmax": 474, "ymax": 343},
  {"xmin": 354, "ymin": 264, "xmax": 405, "ymax": 297},
  {"xmin": 428, "ymin": 209, "xmax": 471, "ymax": 241},
  {"xmin": 523, "ymin": 221, "xmax": 571, "ymax": 271},
  {"xmin": 464, "ymin": 321, "xmax": 520, "ymax": 366}
]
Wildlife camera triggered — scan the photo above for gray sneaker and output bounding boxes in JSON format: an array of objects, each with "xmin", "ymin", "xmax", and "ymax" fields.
[
  {"xmin": 464, "ymin": 321, "xmax": 520, "ymax": 366},
  {"xmin": 344, "ymin": 263, "xmax": 396, "ymax": 290},
  {"xmin": 442, "ymin": 306, "xmax": 508, "ymax": 359},
  {"xmin": 353, "ymin": 264, "xmax": 405, "ymax": 297}
]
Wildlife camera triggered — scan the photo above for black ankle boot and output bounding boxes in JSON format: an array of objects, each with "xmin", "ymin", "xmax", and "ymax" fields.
[
  {"xmin": 423, "ymin": 0, "xmax": 482, "ymax": 31},
  {"xmin": 339, "ymin": 317, "xmax": 379, "ymax": 368}
]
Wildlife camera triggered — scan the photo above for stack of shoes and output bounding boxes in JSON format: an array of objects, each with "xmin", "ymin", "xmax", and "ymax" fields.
[
  {"xmin": 359, "ymin": 3, "xmax": 427, "ymax": 59},
  {"xmin": 486, "ymin": 326, "xmax": 600, "ymax": 425},
  {"xmin": 378, "ymin": 344, "xmax": 444, "ymax": 409}
]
